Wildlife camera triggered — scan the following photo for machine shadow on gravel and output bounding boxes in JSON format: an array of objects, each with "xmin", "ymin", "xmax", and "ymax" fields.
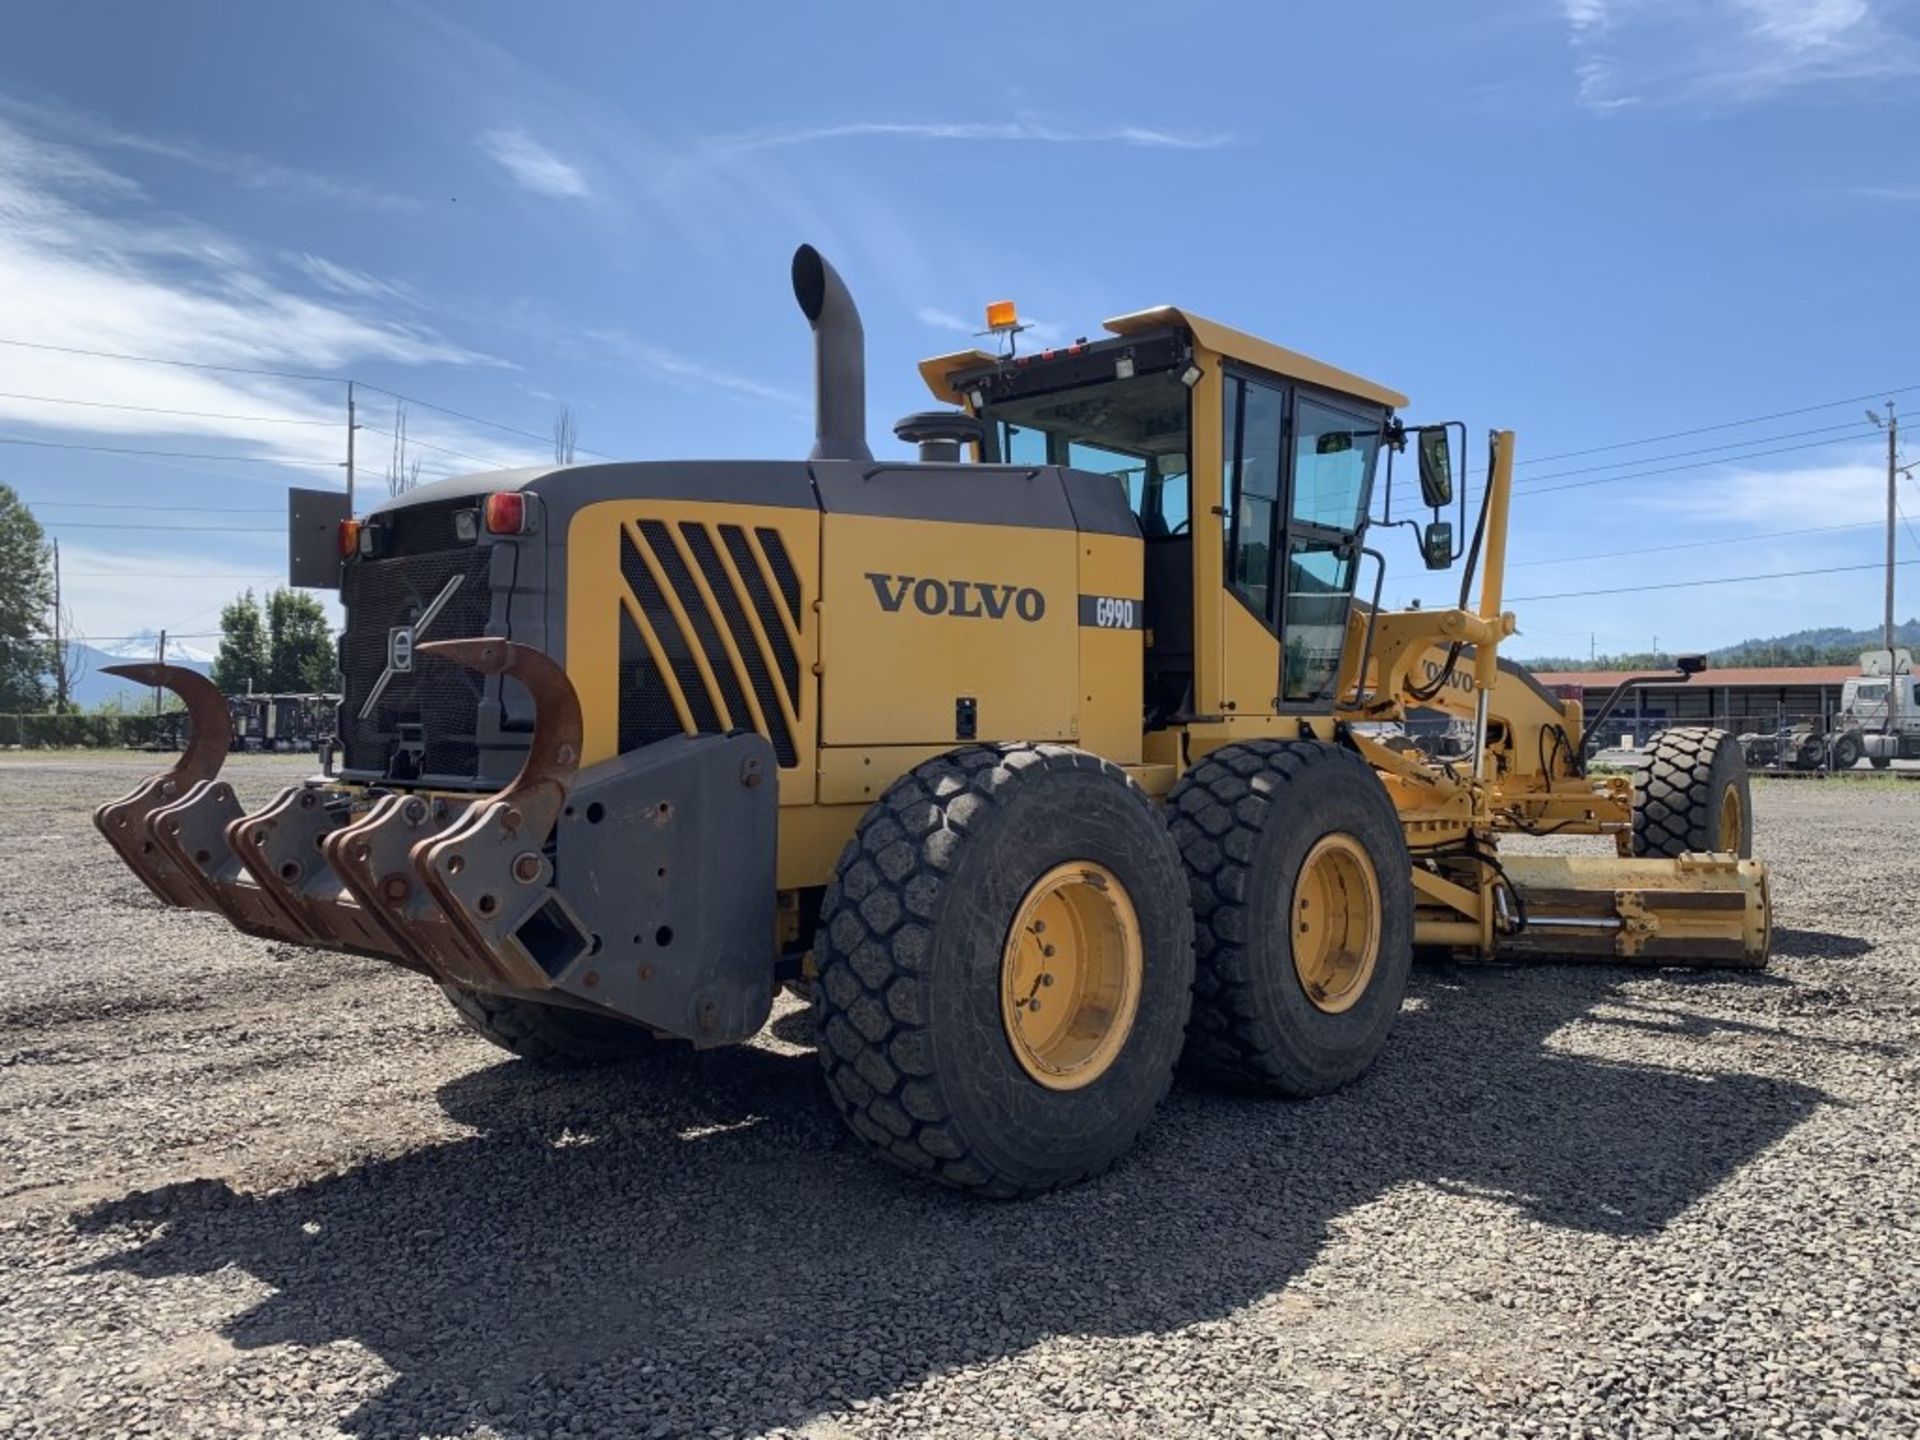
[{"xmin": 74, "ymin": 966, "xmax": 1827, "ymax": 1440}]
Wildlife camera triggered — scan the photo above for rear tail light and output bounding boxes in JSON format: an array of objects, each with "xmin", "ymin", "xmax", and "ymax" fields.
[{"xmin": 484, "ymin": 491, "xmax": 528, "ymax": 535}]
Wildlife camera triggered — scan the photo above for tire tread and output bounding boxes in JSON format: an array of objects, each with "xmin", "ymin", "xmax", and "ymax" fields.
[{"xmin": 814, "ymin": 742, "xmax": 1181, "ymax": 1199}]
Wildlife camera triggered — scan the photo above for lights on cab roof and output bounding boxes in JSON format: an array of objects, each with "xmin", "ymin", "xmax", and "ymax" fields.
[{"xmin": 984, "ymin": 299, "xmax": 1020, "ymax": 333}]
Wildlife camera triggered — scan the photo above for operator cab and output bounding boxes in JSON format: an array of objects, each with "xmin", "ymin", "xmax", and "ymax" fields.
[{"xmin": 919, "ymin": 306, "xmax": 1405, "ymax": 728}]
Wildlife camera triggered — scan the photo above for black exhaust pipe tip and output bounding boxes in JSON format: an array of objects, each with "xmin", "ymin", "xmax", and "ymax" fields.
[
  {"xmin": 792, "ymin": 244, "xmax": 829, "ymax": 324},
  {"xmin": 792, "ymin": 244, "xmax": 873, "ymax": 464}
]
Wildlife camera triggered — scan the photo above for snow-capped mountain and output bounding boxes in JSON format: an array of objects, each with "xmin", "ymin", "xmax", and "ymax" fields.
[
  {"xmin": 93, "ymin": 629, "xmax": 219, "ymax": 665},
  {"xmin": 55, "ymin": 638, "xmax": 215, "ymax": 709}
]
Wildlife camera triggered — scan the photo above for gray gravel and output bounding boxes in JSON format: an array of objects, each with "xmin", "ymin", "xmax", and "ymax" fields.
[{"xmin": 1, "ymin": 753, "xmax": 1916, "ymax": 1439}]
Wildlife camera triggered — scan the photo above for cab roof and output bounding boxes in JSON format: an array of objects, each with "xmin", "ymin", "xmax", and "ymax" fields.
[{"xmin": 919, "ymin": 305, "xmax": 1408, "ymax": 412}]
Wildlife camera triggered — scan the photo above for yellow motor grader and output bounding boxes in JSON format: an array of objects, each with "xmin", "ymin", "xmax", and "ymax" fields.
[{"xmin": 97, "ymin": 245, "xmax": 1768, "ymax": 1198}]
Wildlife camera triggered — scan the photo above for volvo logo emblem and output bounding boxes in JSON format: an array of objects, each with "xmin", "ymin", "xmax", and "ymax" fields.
[
  {"xmin": 864, "ymin": 572, "xmax": 1046, "ymax": 622},
  {"xmin": 358, "ymin": 573, "xmax": 466, "ymax": 721}
]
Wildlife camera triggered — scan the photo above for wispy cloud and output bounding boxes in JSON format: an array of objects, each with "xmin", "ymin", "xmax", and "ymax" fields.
[
  {"xmin": 713, "ymin": 119, "xmax": 1233, "ymax": 154},
  {"xmin": 581, "ymin": 328, "xmax": 802, "ymax": 414},
  {"xmin": 290, "ymin": 253, "xmax": 420, "ymax": 307},
  {"xmin": 0, "ymin": 118, "xmax": 533, "ymax": 483},
  {"xmin": 1648, "ymin": 449, "xmax": 1891, "ymax": 528},
  {"xmin": 479, "ymin": 128, "xmax": 591, "ymax": 198},
  {"xmin": 915, "ymin": 307, "xmax": 973, "ymax": 335},
  {"xmin": 1563, "ymin": 0, "xmax": 1920, "ymax": 112},
  {"xmin": 0, "ymin": 92, "xmax": 419, "ymax": 212}
]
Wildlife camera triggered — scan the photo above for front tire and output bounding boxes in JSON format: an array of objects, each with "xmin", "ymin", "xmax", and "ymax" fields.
[
  {"xmin": 1168, "ymin": 741, "xmax": 1413, "ymax": 1097},
  {"xmin": 814, "ymin": 743, "xmax": 1194, "ymax": 1199},
  {"xmin": 1632, "ymin": 726, "xmax": 1752, "ymax": 857}
]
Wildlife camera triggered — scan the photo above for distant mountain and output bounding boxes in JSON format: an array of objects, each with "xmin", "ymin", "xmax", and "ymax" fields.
[
  {"xmin": 1707, "ymin": 619, "xmax": 1920, "ymax": 665},
  {"xmin": 93, "ymin": 629, "xmax": 218, "ymax": 665},
  {"xmin": 1520, "ymin": 619, "xmax": 1920, "ymax": 673},
  {"xmin": 60, "ymin": 637, "xmax": 213, "ymax": 709}
]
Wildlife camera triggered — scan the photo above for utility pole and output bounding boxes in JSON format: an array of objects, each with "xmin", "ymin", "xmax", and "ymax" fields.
[
  {"xmin": 154, "ymin": 628, "xmax": 166, "ymax": 715},
  {"xmin": 1869, "ymin": 401, "xmax": 1898, "ymax": 672},
  {"xmin": 51, "ymin": 538, "xmax": 65, "ymax": 711},
  {"xmin": 345, "ymin": 380, "xmax": 357, "ymax": 516}
]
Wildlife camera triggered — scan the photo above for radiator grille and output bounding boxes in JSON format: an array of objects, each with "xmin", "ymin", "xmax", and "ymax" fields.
[
  {"xmin": 340, "ymin": 522, "xmax": 495, "ymax": 777},
  {"xmin": 617, "ymin": 520, "xmax": 800, "ymax": 766}
]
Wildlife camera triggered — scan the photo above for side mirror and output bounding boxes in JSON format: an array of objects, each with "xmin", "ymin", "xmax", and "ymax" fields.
[
  {"xmin": 1417, "ymin": 427, "xmax": 1453, "ymax": 509},
  {"xmin": 1421, "ymin": 520, "xmax": 1453, "ymax": 570}
]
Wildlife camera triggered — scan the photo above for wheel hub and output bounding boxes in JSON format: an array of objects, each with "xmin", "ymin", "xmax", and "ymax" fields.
[
  {"xmin": 1718, "ymin": 784, "xmax": 1743, "ymax": 852},
  {"xmin": 1000, "ymin": 862, "xmax": 1143, "ymax": 1090},
  {"xmin": 1290, "ymin": 833, "xmax": 1381, "ymax": 1015}
]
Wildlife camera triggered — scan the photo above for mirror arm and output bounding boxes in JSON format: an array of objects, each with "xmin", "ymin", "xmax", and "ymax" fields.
[
  {"xmin": 1455, "ymin": 421, "xmax": 1470, "ymax": 561},
  {"xmin": 1382, "ymin": 418, "xmax": 1407, "ymax": 525}
]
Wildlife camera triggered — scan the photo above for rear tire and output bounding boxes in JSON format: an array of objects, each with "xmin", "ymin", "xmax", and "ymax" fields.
[
  {"xmin": 1168, "ymin": 740, "xmax": 1413, "ymax": 1097},
  {"xmin": 1831, "ymin": 730, "xmax": 1863, "ymax": 771},
  {"xmin": 814, "ymin": 743, "xmax": 1193, "ymax": 1199},
  {"xmin": 1632, "ymin": 726, "xmax": 1752, "ymax": 857},
  {"xmin": 442, "ymin": 986, "xmax": 668, "ymax": 1068}
]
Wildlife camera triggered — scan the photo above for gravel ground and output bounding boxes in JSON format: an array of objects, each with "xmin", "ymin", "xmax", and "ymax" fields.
[{"xmin": 1, "ymin": 754, "xmax": 1916, "ymax": 1439}]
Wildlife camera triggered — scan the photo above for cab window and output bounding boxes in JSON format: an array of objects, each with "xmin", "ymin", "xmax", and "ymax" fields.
[
  {"xmin": 1222, "ymin": 374, "xmax": 1286, "ymax": 616},
  {"xmin": 1281, "ymin": 539, "xmax": 1354, "ymax": 701},
  {"xmin": 986, "ymin": 368, "xmax": 1191, "ymax": 537},
  {"xmin": 1292, "ymin": 399, "xmax": 1381, "ymax": 531}
]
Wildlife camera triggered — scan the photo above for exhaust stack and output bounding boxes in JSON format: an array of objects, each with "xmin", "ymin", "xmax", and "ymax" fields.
[{"xmin": 791, "ymin": 244, "xmax": 872, "ymax": 464}]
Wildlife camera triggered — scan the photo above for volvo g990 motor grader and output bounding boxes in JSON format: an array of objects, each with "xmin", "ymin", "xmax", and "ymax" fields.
[{"xmin": 97, "ymin": 246, "xmax": 1769, "ymax": 1198}]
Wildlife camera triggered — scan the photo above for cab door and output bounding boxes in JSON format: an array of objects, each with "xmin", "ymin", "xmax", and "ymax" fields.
[{"xmin": 1216, "ymin": 369, "xmax": 1383, "ymax": 717}]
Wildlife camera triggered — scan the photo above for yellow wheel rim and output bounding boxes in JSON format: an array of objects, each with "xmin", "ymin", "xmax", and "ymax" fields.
[
  {"xmin": 1000, "ymin": 862, "xmax": 1143, "ymax": 1091},
  {"xmin": 1718, "ymin": 784, "xmax": 1743, "ymax": 853},
  {"xmin": 1291, "ymin": 834, "xmax": 1381, "ymax": 1015}
]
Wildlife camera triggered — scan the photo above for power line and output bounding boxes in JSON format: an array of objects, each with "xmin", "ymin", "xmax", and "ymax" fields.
[
  {"xmin": 1510, "ymin": 558, "xmax": 1920, "ymax": 603},
  {"xmin": 1510, "ymin": 417, "xmax": 1879, "ymax": 489},
  {"xmin": 0, "ymin": 390, "xmax": 335, "ymax": 425},
  {"xmin": 23, "ymin": 500, "xmax": 283, "ymax": 512},
  {"xmin": 1518, "ymin": 435, "xmax": 1874, "ymax": 497},
  {"xmin": 63, "ymin": 571, "xmax": 283, "ymax": 578},
  {"xmin": 0, "ymin": 336, "xmax": 340, "ymax": 384},
  {"xmin": 35, "ymin": 522, "xmax": 280, "ymax": 532},
  {"xmin": 1512, "ymin": 383, "xmax": 1920, "ymax": 468},
  {"xmin": 0, "ymin": 334, "xmax": 602, "ymax": 458},
  {"xmin": 1506, "ymin": 519, "xmax": 1883, "ymax": 569},
  {"xmin": 354, "ymin": 381, "xmax": 610, "ymax": 459},
  {"xmin": 354, "ymin": 421, "xmax": 512, "ymax": 470},
  {"xmin": 0, "ymin": 433, "xmax": 339, "ymax": 467},
  {"xmin": 1897, "ymin": 486, "xmax": 1920, "ymax": 555}
]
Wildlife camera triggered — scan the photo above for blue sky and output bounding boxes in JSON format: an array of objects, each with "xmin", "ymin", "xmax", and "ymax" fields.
[{"xmin": 1, "ymin": 1, "xmax": 1917, "ymax": 661}]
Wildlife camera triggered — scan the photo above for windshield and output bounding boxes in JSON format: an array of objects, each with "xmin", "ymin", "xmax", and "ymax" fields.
[{"xmin": 983, "ymin": 370, "xmax": 1191, "ymax": 537}]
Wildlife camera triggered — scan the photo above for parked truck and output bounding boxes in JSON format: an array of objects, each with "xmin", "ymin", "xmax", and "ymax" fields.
[{"xmin": 1848, "ymin": 650, "xmax": 1918, "ymax": 768}]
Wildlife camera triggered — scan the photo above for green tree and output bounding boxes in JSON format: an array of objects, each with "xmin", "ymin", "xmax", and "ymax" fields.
[
  {"xmin": 266, "ymin": 588, "xmax": 337, "ymax": 692},
  {"xmin": 212, "ymin": 590, "xmax": 270, "ymax": 694},
  {"xmin": 0, "ymin": 484, "xmax": 52, "ymax": 711}
]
